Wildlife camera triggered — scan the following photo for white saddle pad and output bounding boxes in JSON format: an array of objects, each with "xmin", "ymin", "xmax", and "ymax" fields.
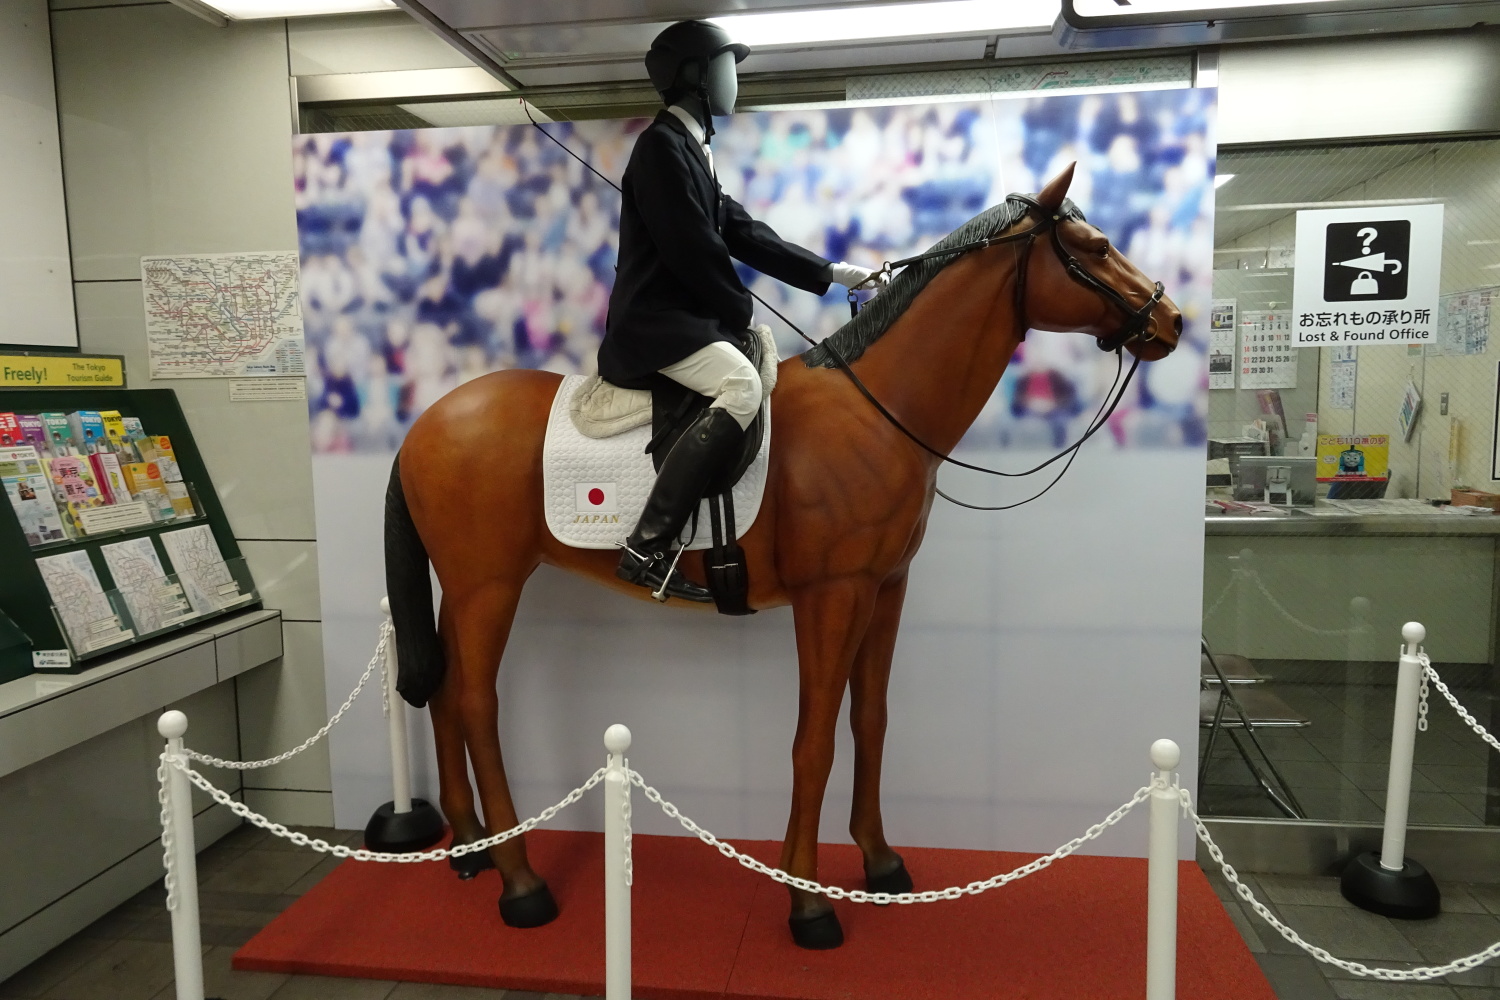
[{"xmin": 543, "ymin": 374, "xmax": 770, "ymax": 550}]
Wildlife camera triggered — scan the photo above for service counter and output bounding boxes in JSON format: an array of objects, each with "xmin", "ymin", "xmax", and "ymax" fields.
[{"xmin": 1203, "ymin": 503, "xmax": 1499, "ymax": 665}]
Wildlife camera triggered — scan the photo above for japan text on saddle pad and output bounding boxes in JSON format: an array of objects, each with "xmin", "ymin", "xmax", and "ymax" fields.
[{"xmin": 542, "ymin": 373, "xmax": 770, "ymax": 549}]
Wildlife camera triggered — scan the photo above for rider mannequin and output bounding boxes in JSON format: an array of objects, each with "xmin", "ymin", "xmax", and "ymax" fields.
[{"xmin": 599, "ymin": 19, "xmax": 882, "ymax": 601}]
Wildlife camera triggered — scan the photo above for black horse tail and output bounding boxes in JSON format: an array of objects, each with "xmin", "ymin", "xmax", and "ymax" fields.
[{"xmin": 384, "ymin": 452, "xmax": 444, "ymax": 708}]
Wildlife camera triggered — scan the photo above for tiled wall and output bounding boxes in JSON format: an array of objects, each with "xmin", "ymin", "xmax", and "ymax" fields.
[{"xmin": 51, "ymin": 1, "xmax": 334, "ymax": 824}]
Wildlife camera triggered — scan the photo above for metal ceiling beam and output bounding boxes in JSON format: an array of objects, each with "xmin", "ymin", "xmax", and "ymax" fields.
[{"xmin": 389, "ymin": 0, "xmax": 523, "ymax": 90}]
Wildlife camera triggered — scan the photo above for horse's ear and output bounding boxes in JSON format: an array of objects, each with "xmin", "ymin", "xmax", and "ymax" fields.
[{"xmin": 1036, "ymin": 163, "xmax": 1076, "ymax": 211}]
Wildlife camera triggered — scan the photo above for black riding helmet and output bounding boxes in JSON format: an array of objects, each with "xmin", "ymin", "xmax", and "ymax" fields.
[{"xmin": 645, "ymin": 19, "xmax": 750, "ymax": 109}]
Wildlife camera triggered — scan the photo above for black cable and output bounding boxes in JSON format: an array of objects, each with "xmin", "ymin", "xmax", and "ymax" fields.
[{"xmin": 520, "ymin": 100, "xmax": 1140, "ymax": 506}]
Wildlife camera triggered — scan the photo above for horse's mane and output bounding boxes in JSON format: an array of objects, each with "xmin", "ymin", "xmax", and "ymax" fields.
[{"xmin": 802, "ymin": 195, "xmax": 1081, "ymax": 369}]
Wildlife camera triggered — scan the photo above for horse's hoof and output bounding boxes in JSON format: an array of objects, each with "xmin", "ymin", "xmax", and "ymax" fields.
[
  {"xmin": 499, "ymin": 884, "xmax": 559, "ymax": 928},
  {"xmin": 866, "ymin": 856, "xmax": 912, "ymax": 898},
  {"xmin": 449, "ymin": 846, "xmax": 494, "ymax": 881},
  {"xmin": 788, "ymin": 909, "xmax": 843, "ymax": 950}
]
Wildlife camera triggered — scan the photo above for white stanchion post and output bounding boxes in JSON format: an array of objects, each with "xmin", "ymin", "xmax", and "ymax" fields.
[
  {"xmin": 1380, "ymin": 622, "xmax": 1425, "ymax": 871},
  {"xmin": 1340, "ymin": 622, "xmax": 1440, "ymax": 917},
  {"xmin": 1146, "ymin": 738, "xmax": 1181, "ymax": 1000},
  {"xmin": 158, "ymin": 710, "xmax": 205, "ymax": 1000},
  {"xmin": 380, "ymin": 597, "xmax": 412, "ymax": 815},
  {"xmin": 604, "ymin": 724, "xmax": 632, "ymax": 1000}
]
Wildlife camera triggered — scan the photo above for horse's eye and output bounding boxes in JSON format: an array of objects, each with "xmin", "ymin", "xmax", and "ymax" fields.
[{"xmin": 1094, "ymin": 243, "xmax": 1110, "ymax": 258}]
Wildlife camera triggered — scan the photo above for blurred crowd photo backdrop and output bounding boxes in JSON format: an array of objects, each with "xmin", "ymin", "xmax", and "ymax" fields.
[{"xmin": 298, "ymin": 88, "xmax": 1215, "ymax": 856}]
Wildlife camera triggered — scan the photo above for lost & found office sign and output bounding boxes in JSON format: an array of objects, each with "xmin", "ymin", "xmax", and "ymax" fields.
[{"xmin": 1292, "ymin": 203, "xmax": 1443, "ymax": 347}]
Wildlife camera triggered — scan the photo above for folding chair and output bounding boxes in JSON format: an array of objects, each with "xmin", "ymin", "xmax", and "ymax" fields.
[{"xmin": 1200, "ymin": 639, "xmax": 1308, "ymax": 819}]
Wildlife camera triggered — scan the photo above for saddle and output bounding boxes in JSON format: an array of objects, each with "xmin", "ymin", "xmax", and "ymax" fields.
[{"xmin": 569, "ymin": 325, "xmax": 777, "ymax": 616}]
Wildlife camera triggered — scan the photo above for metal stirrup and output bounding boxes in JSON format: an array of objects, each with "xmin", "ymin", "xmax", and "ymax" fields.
[{"xmin": 651, "ymin": 540, "xmax": 691, "ymax": 603}]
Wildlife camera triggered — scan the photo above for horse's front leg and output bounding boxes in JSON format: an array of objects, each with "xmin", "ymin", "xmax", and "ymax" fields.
[
  {"xmin": 782, "ymin": 577, "xmax": 877, "ymax": 949},
  {"xmin": 848, "ymin": 573, "xmax": 912, "ymax": 894}
]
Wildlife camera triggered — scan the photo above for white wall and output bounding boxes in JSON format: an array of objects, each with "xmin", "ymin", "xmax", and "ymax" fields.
[
  {"xmin": 0, "ymin": 0, "xmax": 76, "ymax": 348},
  {"xmin": 50, "ymin": 1, "xmax": 333, "ymax": 824},
  {"xmin": 1218, "ymin": 31, "xmax": 1500, "ymax": 145}
]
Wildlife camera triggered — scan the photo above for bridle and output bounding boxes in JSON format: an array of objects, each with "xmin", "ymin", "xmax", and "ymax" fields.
[
  {"xmin": 521, "ymin": 104, "xmax": 1174, "ymax": 511},
  {"xmin": 868, "ymin": 192, "xmax": 1166, "ymax": 354}
]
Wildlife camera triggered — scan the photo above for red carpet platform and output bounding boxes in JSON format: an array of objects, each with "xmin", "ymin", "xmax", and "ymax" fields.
[{"xmin": 235, "ymin": 830, "xmax": 1274, "ymax": 1000}]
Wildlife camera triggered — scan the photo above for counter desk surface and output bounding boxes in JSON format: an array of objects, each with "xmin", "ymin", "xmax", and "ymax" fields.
[{"xmin": 1206, "ymin": 498, "xmax": 1500, "ymax": 537}]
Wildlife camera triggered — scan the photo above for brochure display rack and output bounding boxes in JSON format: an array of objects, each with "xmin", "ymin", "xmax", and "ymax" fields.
[{"xmin": 0, "ymin": 388, "xmax": 260, "ymax": 682}]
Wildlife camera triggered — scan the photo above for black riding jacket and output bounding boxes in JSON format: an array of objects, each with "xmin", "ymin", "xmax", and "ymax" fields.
[{"xmin": 597, "ymin": 110, "xmax": 832, "ymax": 388}]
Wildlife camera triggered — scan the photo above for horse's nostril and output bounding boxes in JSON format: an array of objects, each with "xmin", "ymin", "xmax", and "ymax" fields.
[{"xmin": 1173, "ymin": 313, "xmax": 1183, "ymax": 335}]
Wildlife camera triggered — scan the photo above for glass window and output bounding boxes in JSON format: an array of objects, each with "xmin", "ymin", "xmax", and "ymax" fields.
[{"xmin": 1202, "ymin": 139, "xmax": 1500, "ymax": 827}]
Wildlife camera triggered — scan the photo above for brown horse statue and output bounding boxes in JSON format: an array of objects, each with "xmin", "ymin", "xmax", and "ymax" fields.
[{"xmin": 383, "ymin": 164, "xmax": 1182, "ymax": 949}]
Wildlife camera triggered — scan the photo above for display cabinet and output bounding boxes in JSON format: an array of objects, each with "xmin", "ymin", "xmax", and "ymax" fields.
[{"xmin": 0, "ymin": 387, "xmax": 260, "ymax": 680}]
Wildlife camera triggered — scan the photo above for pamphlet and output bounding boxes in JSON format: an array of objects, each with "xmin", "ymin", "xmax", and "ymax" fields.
[
  {"xmin": 101, "ymin": 537, "xmax": 194, "ymax": 635},
  {"xmin": 34, "ymin": 550, "xmax": 132, "ymax": 652},
  {"xmin": 142, "ymin": 436, "xmax": 196, "ymax": 517},
  {"xmin": 48, "ymin": 455, "xmax": 107, "ymax": 533},
  {"xmin": 0, "ymin": 445, "xmax": 67, "ymax": 545},
  {"xmin": 160, "ymin": 525, "xmax": 240, "ymax": 614}
]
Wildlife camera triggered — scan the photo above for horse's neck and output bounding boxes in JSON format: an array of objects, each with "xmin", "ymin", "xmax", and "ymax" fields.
[{"xmin": 854, "ymin": 251, "xmax": 1023, "ymax": 455}]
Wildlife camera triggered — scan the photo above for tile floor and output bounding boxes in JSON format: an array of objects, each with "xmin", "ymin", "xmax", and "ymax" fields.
[
  {"xmin": 4, "ymin": 822, "xmax": 1500, "ymax": 999},
  {"xmin": 1199, "ymin": 669, "xmax": 1493, "ymax": 825},
  {"xmin": 1208, "ymin": 867, "xmax": 1500, "ymax": 999}
]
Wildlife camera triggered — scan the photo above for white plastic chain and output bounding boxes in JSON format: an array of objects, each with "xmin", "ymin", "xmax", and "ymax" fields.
[
  {"xmin": 162, "ymin": 751, "xmax": 604, "ymax": 861},
  {"xmin": 629, "ymin": 768, "xmax": 1151, "ymax": 903},
  {"xmin": 1423, "ymin": 653, "xmax": 1500, "ymax": 754},
  {"xmin": 1249, "ymin": 572, "xmax": 1354, "ymax": 636},
  {"xmin": 1202, "ymin": 578, "xmax": 1234, "ymax": 620},
  {"xmin": 157, "ymin": 754, "xmax": 178, "ymax": 911},
  {"xmin": 1417, "ymin": 652, "xmax": 1430, "ymax": 733},
  {"xmin": 185, "ymin": 621, "xmax": 391, "ymax": 770},
  {"xmin": 1187, "ymin": 785, "xmax": 1500, "ymax": 979},
  {"xmin": 621, "ymin": 757, "xmax": 634, "ymax": 888}
]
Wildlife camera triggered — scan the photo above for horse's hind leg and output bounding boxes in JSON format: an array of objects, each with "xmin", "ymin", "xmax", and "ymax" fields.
[
  {"xmin": 451, "ymin": 580, "xmax": 557, "ymax": 927},
  {"xmin": 848, "ymin": 574, "xmax": 912, "ymax": 894},
  {"xmin": 428, "ymin": 602, "xmax": 492, "ymax": 879}
]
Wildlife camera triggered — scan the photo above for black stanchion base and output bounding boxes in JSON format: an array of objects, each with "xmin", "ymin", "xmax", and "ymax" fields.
[
  {"xmin": 364, "ymin": 799, "xmax": 445, "ymax": 853},
  {"xmin": 1340, "ymin": 851, "xmax": 1441, "ymax": 919}
]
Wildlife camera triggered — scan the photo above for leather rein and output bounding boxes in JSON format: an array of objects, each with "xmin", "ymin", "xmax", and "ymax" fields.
[
  {"xmin": 872, "ymin": 192, "xmax": 1166, "ymax": 354},
  {"xmin": 522, "ymin": 106, "xmax": 1169, "ymax": 511}
]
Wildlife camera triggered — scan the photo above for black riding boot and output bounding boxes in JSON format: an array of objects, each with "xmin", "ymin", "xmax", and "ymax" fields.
[{"xmin": 617, "ymin": 406, "xmax": 744, "ymax": 602}]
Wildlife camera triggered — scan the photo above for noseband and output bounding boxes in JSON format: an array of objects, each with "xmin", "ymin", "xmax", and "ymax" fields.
[{"xmin": 876, "ymin": 193, "xmax": 1166, "ymax": 353}]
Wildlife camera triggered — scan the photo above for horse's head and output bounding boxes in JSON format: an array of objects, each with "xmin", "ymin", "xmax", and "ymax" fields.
[{"xmin": 1017, "ymin": 164, "xmax": 1182, "ymax": 362}]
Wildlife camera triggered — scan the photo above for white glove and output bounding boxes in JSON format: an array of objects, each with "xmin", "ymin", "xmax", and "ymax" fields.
[{"xmin": 829, "ymin": 261, "xmax": 888, "ymax": 291}]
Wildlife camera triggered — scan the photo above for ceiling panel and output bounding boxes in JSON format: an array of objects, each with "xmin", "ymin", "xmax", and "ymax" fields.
[
  {"xmin": 502, "ymin": 60, "xmax": 654, "ymax": 88},
  {"xmin": 469, "ymin": 21, "xmax": 667, "ymax": 60}
]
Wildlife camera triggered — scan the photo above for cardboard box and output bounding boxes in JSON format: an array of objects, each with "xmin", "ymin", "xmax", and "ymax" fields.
[{"xmin": 1453, "ymin": 488, "xmax": 1500, "ymax": 511}]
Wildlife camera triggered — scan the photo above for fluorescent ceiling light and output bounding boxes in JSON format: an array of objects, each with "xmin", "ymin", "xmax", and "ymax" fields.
[
  {"xmin": 710, "ymin": 0, "xmax": 1059, "ymax": 48},
  {"xmin": 1221, "ymin": 197, "xmax": 1443, "ymax": 212},
  {"xmin": 1072, "ymin": 0, "xmax": 1352, "ymax": 14},
  {"xmin": 202, "ymin": 0, "xmax": 395, "ymax": 19},
  {"xmin": 1213, "ymin": 173, "xmax": 1235, "ymax": 189}
]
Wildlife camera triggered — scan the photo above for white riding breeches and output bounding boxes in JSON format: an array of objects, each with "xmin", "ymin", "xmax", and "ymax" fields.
[{"xmin": 657, "ymin": 340, "xmax": 763, "ymax": 430}]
